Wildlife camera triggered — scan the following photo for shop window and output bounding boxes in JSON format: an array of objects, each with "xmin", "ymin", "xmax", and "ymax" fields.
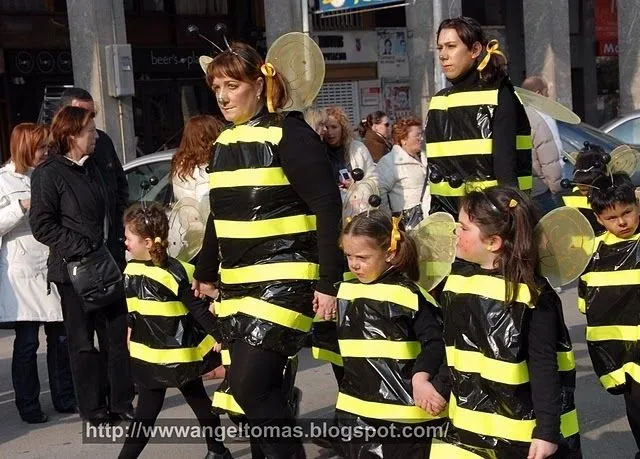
[
  {"xmin": 0, "ymin": 0, "xmax": 65, "ymax": 12},
  {"xmin": 175, "ymin": 0, "xmax": 228, "ymax": 15}
]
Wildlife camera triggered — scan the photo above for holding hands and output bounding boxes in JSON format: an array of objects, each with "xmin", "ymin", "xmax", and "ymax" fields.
[{"xmin": 412, "ymin": 372, "xmax": 447, "ymax": 416}]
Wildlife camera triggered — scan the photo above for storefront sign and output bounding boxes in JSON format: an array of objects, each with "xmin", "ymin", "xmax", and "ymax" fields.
[
  {"xmin": 595, "ymin": 0, "xmax": 618, "ymax": 56},
  {"xmin": 312, "ymin": 31, "xmax": 377, "ymax": 64},
  {"xmin": 318, "ymin": 0, "xmax": 403, "ymax": 13},
  {"xmin": 132, "ymin": 48, "xmax": 210, "ymax": 74}
]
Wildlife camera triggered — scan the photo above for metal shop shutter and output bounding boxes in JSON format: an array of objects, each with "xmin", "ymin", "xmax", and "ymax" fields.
[{"xmin": 314, "ymin": 81, "xmax": 359, "ymax": 127}]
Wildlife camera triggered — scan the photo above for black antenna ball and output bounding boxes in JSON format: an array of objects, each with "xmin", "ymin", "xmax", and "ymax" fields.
[
  {"xmin": 560, "ymin": 178, "xmax": 573, "ymax": 189},
  {"xmin": 187, "ymin": 24, "xmax": 200, "ymax": 36},
  {"xmin": 215, "ymin": 23, "xmax": 227, "ymax": 34}
]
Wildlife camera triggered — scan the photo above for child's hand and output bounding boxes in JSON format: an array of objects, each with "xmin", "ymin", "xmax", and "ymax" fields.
[
  {"xmin": 192, "ymin": 279, "xmax": 219, "ymax": 300},
  {"xmin": 213, "ymin": 342, "xmax": 222, "ymax": 353},
  {"xmin": 412, "ymin": 372, "xmax": 447, "ymax": 416},
  {"xmin": 127, "ymin": 327, "xmax": 132, "ymax": 350},
  {"xmin": 527, "ymin": 439, "xmax": 558, "ymax": 459}
]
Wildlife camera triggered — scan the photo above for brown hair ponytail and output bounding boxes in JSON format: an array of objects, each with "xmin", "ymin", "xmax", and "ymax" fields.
[
  {"xmin": 342, "ymin": 211, "xmax": 420, "ymax": 281},
  {"xmin": 123, "ymin": 202, "xmax": 170, "ymax": 267}
]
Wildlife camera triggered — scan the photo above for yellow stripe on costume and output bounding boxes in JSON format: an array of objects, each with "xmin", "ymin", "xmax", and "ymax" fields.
[
  {"xmin": 430, "ymin": 176, "xmax": 532, "ymax": 197},
  {"xmin": 586, "ymin": 325, "xmax": 640, "ymax": 342},
  {"xmin": 596, "ymin": 232, "xmax": 640, "ymax": 246},
  {"xmin": 446, "ymin": 346, "xmax": 529, "ymax": 385},
  {"xmin": 577, "ymin": 296, "xmax": 586, "ymax": 314},
  {"xmin": 210, "ymin": 167, "xmax": 290, "ymax": 189},
  {"xmin": 336, "ymin": 392, "xmax": 445, "ymax": 423},
  {"xmin": 221, "ymin": 349, "xmax": 231, "ymax": 365},
  {"xmin": 311, "ymin": 347, "xmax": 343, "ymax": 366},
  {"xmin": 558, "ymin": 351, "xmax": 576, "ymax": 372},
  {"xmin": 339, "ymin": 339, "xmax": 421, "ymax": 360},
  {"xmin": 216, "ymin": 125, "xmax": 283, "ymax": 145},
  {"xmin": 337, "ymin": 282, "xmax": 418, "ymax": 311},
  {"xmin": 581, "ymin": 269, "xmax": 640, "ymax": 287},
  {"xmin": 126, "ymin": 298, "xmax": 188, "ymax": 317},
  {"xmin": 444, "ymin": 274, "xmax": 532, "ymax": 306},
  {"xmin": 212, "ymin": 391, "xmax": 245, "ymax": 414},
  {"xmin": 429, "ymin": 440, "xmax": 485, "ymax": 459},
  {"xmin": 129, "ymin": 335, "xmax": 215, "ymax": 364},
  {"xmin": 218, "ymin": 297, "xmax": 313, "ymax": 332},
  {"xmin": 448, "ymin": 395, "xmax": 579, "ymax": 443},
  {"xmin": 214, "ymin": 215, "xmax": 316, "ymax": 239},
  {"xmin": 427, "ymin": 139, "xmax": 493, "ymax": 158},
  {"xmin": 600, "ymin": 362, "xmax": 640, "ymax": 389},
  {"xmin": 562, "ymin": 195, "xmax": 590, "ymax": 209},
  {"xmin": 220, "ymin": 262, "xmax": 319, "ymax": 284},
  {"xmin": 428, "ymin": 90, "xmax": 499, "ymax": 110},
  {"xmin": 124, "ymin": 263, "xmax": 179, "ymax": 295}
]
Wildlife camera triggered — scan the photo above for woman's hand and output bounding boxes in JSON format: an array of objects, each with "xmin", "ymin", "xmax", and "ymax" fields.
[
  {"xmin": 126, "ymin": 327, "xmax": 132, "ymax": 350},
  {"xmin": 527, "ymin": 439, "xmax": 558, "ymax": 459},
  {"xmin": 338, "ymin": 177, "xmax": 354, "ymax": 189},
  {"xmin": 313, "ymin": 291, "xmax": 337, "ymax": 321},
  {"xmin": 192, "ymin": 279, "xmax": 219, "ymax": 300},
  {"xmin": 19, "ymin": 199, "xmax": 31, "ymax": 212},
  {"xmin": 412, "ymin": 372, "xmax": 447, "ymax": 416}
]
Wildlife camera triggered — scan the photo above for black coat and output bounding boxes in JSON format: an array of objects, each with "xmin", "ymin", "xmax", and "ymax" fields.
[
  {"xmin": 92, "ymin": 129, "xmax": 129, "ymax": 268},
  {"xmin": 30, "ymin": 154, "xmax": 107, "ymax": 284}
]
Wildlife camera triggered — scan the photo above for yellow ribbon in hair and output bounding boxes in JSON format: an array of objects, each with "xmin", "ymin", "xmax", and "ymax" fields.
[
  {"xmin": 390, "ymin": 216, "xmax": 401, "ymax": 252},
  {"xmin": 154, "ymin": 237, "xmax": 162, "ymax": 244},
  {"xmin": 508, "ymin": 199, "xmax": 518, "ymax": 208},
  {"xmin": 477, "ymin": 39, "xmax": 507, "ymax": 71},
  {"xmin": 260, "ymin": 63, "xmax": 276, "ymax": 113}
]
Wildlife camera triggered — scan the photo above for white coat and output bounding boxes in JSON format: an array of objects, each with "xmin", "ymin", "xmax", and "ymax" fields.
[
  {"xmin": 0, "ymin": 162, "xmax": 62, "ymax": 322},
  {"xmin": 171, "ymin": 164, "xmax": 209, "ymax": 203},
  {"xmin": 376, "ymin": 145, "xmax": 431, "ymax": 215},
  {"xmin": 340, "ymin": 140, "xmax": 378, "ymax": 204}
]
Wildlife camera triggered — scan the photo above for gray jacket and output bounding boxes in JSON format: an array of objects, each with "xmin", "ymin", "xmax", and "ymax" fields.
[{"xmin": 526, "ymin": 106, "xmax": 563, "ymax": 197}]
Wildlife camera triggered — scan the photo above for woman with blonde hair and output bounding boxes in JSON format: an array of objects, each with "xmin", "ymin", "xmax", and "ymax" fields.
[
  {"xmin": 323, "ymin": 106, "xmax": 376, "ymax": 197},
  {"xmin": 303, "ymin": 107, "xmax": 327, "ymax": 137},
  {"xmin": 170, "ymin": 114, "xmax": 223, "ymax": 203},
  {"xmin": 0, "ymin": 123, "xmax": 76, "ymax": 423}
]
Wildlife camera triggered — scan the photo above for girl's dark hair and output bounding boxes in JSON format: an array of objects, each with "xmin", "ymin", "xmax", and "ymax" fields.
[
  {"xmin": 123, "ymin": 202, "xmax": 169, "ymax": 267},
  {"xmin": 205, "ymin": 42, "xmax": 289, "ymax": 111},
  {"xmin": 573, "ymin": 143, "xmax": 609, "ymax": 186},
  {"xmin": 437, "ymin": 16, "xmax": 507, "ymax": 85},
  {"xmin": 588, "ymin": 172, "xmax": 637, "ymax": 214},
  {"xmin": 461, "ymin": 187, "xmax": 539, "ymax": 305},
  {"xmin": 341, "ymin": 210, "xmax": 419, "ymax": 281},
  {"xmin": 357, "ymin": 110, "xmax": 387, "ymax": 137}
]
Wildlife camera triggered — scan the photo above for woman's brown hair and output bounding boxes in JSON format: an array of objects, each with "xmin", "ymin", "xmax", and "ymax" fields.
[
  {"xmin": 205, "ymin": 42, "xmax": 289, "ymax": 111},
  {"xmin": 357, "ymin": 110, "xmax": 387, "ymax": 138},
  {"xmin": 342, "ymin": 210, "xmax": 419, "ymax": 281},
  {"xmin": 171, "ymin": 115, "xmax": 223, "ymax": 181},
  {"xmin": 391, "ymin": 116, "xmax": 422, "ymax": 146},
  {"xmin": 461, "ymin": 187, "xmax": 540, "ymax": 305},
  {"xmin": 437, "ymin": 17, "xmax": 507, "ymax": 85},
  {"xmin": 123, "ymin": 202, "xmax": 169, "ymax": 267},
  {"xmin": 50, "ymin": 106, "xmax": 95, "ymax": 155},
  {"xmin": 8, "ymin": 123, "xmax": 50, "ymax": 174}
]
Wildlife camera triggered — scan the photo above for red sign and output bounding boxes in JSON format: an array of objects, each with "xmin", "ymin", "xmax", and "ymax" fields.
[{"xmin": 595, "ymin": 0, "xmax": 618, "ymax": 56}]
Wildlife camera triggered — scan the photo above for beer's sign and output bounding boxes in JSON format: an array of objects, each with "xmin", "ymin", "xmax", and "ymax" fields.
[{"xmin": 318, "ymin": 0, "xmax": 403, "ymax": 13}]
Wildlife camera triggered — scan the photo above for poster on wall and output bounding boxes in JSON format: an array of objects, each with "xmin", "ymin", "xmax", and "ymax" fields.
[
  {"xmin": 595, "ymin": 0, "xmax": 618, "ymax": 56},
  {"xmin": 376, "ymin": 28, "xmax": 409, "ymax": 79},
  {"xmin": 382, "ymin": 80, "xmax": 411, "ymax": 122}
]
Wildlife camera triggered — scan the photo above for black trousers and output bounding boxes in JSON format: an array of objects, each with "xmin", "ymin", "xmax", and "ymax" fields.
[
  {"xmin": 229, "ymin": 340, "xmax": 305, "ymax": 459},
  {"xmin": 119, "ymin": 378, "xmax": 225, "ymax": 458},
  {"xmin": 624, "ymin": 379, "xmax": 640, "ymax": 454},
  {"xmin": 12, "ymin": 321, "xmax": 75, "ymax": 417},
  {"xmin": 56, "ymin": 282, "xmax": 134, "ymax": 419}
]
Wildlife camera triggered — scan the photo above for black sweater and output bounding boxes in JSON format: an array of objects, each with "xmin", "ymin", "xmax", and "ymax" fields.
[{"xmin": 195, "ymin": 111, "xmax": 344, "ymax": 296}]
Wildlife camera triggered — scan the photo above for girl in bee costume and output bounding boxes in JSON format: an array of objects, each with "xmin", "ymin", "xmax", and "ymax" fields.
[{"xmin": 430, "ymin": 187, "xmax": 581, "ymax": 459}]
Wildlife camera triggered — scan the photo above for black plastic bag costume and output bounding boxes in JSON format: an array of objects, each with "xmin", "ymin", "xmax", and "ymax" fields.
[
  {"xmin": 125, "ymin": 258, "xmax": 220, "ymax": 389},
  {"xmin": 335, "ymin": 269, "xmax": 448, "ymax": 458},
  {"xmin": 430, "ymin": 261, "xmax": 581, "ymax": 459},
  {"xmin": 578, "ymin": 230, "xmax": 640, "ymax": 394}
]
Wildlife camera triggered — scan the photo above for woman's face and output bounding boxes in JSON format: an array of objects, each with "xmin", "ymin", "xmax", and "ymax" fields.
[
  {"xmin": 74, "ymin": 119, "xmax": 97, "ymax": 156},
  {"xmin": 401, "ymin": 126, "xmax": 423, "ymax": 155},
  {"xmin": 372, "ymin": 116, "xmax": 390, "ymax": 139},
  {"xmin": 33, "ymin": 142, "xmax": 47, "ymax": 166},
  {"xmin": 324, "ymin": 116, "xmax": 343, "ymax": 147},
  {"xmin": 437, "ymin": 28, "xmax": 481, "ymax": 80},
  {"xmin": 211, "ymin": 75, "xmax": 263, "ymax": 124}
]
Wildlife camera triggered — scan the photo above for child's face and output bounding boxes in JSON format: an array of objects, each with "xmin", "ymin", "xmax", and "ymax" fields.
[
  {"xmin": 456, "ymin": 208, "xmax": 500, "ymax": 268},
  {"xmin": 342, "ymin": 234, "xmax": 393, "ymax": 284},
  {"xmin": 124, "ymin": 224, "xmax": 152, "ymax": 261},
  {"xmin": 595, "ymin": 202, "xmax": 640, "ymax": 238}
]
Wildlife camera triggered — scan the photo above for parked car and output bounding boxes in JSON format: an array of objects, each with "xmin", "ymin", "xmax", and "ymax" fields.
[
  {"xmin": 124, "ymin": 149, "xmax": 175, "ymax": 206},
  {"xmin": 601, "ymin": 110, "xmax": 640, "ymax": 145}
]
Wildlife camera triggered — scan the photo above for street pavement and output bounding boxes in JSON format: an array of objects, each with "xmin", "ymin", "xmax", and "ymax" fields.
[{"xmin": 0, "ymin": 287, "xmax": 637, "ymax": 458}]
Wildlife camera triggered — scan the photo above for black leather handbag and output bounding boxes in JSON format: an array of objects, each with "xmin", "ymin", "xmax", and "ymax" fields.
[{"xmin": 66, "ymin": 245, "xmax": 125, "ymax": 312}]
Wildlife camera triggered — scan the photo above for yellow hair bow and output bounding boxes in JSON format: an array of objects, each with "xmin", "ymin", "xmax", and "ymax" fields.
[
  {"xmin": 508, "ymin": 199, "xmax": 518, "ymax": 208},
  {"xmin": 390, "ymin": 216, "xmax": 401, "ymax": 252},
  {"xmin": 260, "ymin": 62, "xmax": 276, "ymax": 113},
  {"xmin": 154, "ymin": 237, "xmax": 162, "ymax": 244},
  {"xmin": 477, "ymin": 39, "xmax": 507, "ymax": 72}
]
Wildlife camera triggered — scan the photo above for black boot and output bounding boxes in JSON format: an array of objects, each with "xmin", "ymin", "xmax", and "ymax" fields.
[{"xmin": 204, "ymin": 448, "xmax": 233, "ymax": 459}]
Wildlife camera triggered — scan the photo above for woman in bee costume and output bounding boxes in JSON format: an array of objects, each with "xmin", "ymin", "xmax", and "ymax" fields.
[
  {"xmin": 194, "ymin": 39, "xmax": 344, "ymax": 459},
  {"xmin": 425, "ymin": 17, "xmax": 532, "ymax": 216}
]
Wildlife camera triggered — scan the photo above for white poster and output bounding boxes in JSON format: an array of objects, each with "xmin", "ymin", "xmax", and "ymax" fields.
[
  {"xmin": 377, "ymin": 28, "xmax": 409, "ymax": 78},
  {"xmin": 383, "ymin": 80, "xmax": 412, "ymax": 122}
]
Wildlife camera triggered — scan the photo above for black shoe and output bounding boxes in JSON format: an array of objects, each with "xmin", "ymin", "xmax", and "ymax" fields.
[
  {"xmin": 288, "ymin": 387, "xmax": 302, "ymax": 418},
  {"xmin": 204, "ymin": 448, "xmax": 233, "ymax": 459},
  {"xmin": 55, "ymin": 405, "xmax": 78, "ymax": 414},
  {"xmin": 111, "ymin": 408, "xmax": 135, "ymax": 422},
  {"xmin": 88, "ymin": 411, "xmax": 112, "ymax": 427},
  {"xmin": 21, "ymin": 412, "xmax": 48, "ymax": 424}
]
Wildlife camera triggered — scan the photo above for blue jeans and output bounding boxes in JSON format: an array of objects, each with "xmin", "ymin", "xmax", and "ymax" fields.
[{"xmin": 12, "ymin": 321, "xmax": 76, "ymax": 418}]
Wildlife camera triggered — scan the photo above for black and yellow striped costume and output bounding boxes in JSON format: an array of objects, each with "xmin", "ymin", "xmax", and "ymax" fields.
[
  {"xmin": 425, "ymin": 80, "xmax": 532, "ymax": 215},
  {"xmin": 578, "ymin": 230, "xmax": 640, "ymax": 394},
  {"xmin": 335, "ymin": 269, "xmax": 447, "ymax": 458},
  {"xmin": 431, "ymin": 261, "xmax": 581, "ymax": 458},
  {"xmin": 124, "ymin": 258, "xmax": 219, "ymax": 388},
  {"xmin": 562, "ymin": 187, "xmax": 606, "ymax": 236}
]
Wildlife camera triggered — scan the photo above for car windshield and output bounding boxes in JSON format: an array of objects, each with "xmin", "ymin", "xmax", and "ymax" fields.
[{"xmin": 557, "ymin": 121, "xmax": 624, "ymax": 154}]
